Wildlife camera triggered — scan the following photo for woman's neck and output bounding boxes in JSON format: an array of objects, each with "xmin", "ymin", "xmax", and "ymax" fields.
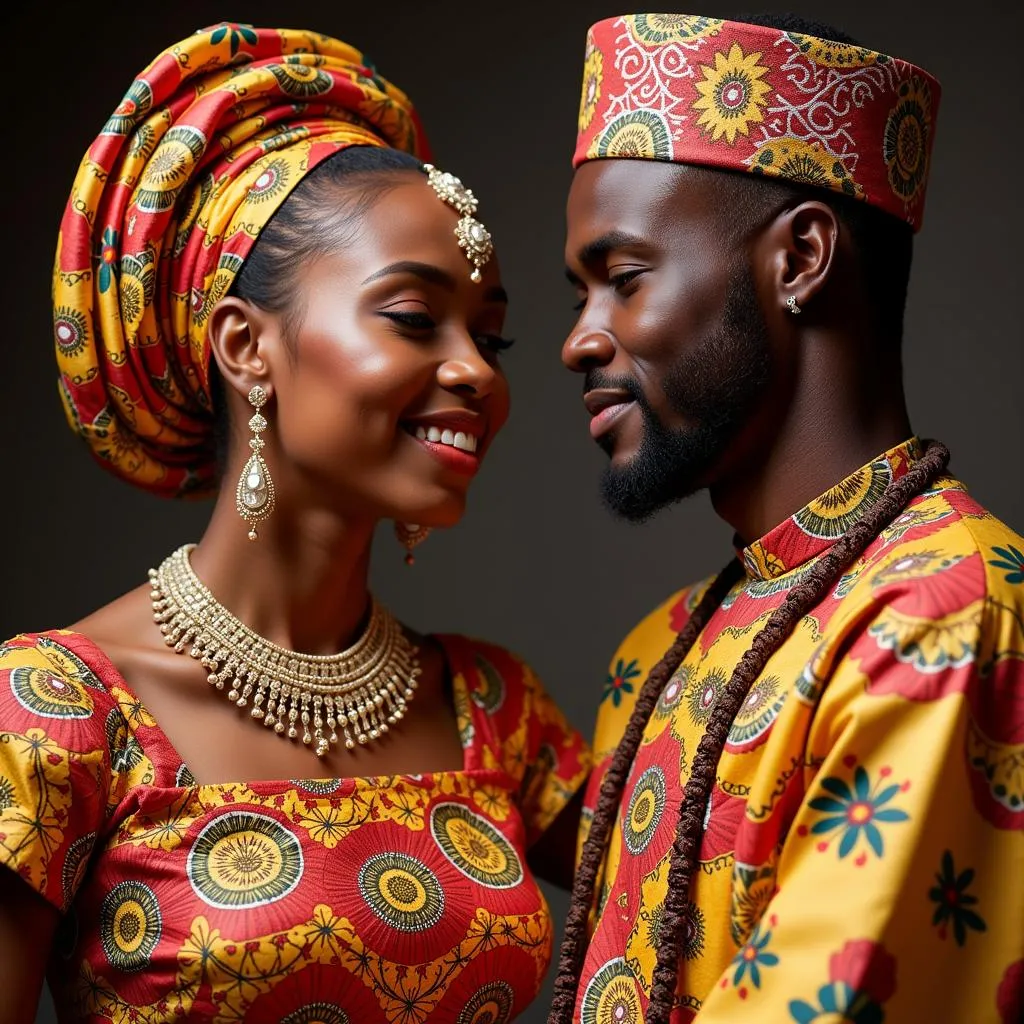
[{"xmin": 188, "ymin": 495, "xmax": 378, "ymax": 655}]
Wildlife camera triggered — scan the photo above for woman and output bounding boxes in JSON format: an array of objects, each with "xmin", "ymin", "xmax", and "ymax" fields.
[{"xmin": 0, "ymin": 24, "xmax": 588, "ymax": 1023}]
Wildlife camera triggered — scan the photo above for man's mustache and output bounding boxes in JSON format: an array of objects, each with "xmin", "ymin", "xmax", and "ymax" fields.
[{"xmin": 583, "ymin": 370, "xmax": 647, "ymax": 406}]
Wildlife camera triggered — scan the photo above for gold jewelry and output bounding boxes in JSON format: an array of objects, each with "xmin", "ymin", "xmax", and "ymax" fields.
[
  {"xmin": 149, "ymin": 544, "xmax": 421, "ymax": 757},
  {"xmin": 236, "ymin": 385, "xmax": 275, "ymax": 541},
  {"xmin": 422, "ymin": 162, "xmax": 493, "ymax": 283},
  {"xmin": 395, "ymin": 522, "xmax": 431, "ymax": 566}
]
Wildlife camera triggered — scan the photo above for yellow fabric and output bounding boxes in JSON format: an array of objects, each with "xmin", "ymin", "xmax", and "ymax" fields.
[
  {"xmin": 53, "ymin": 23, "xmax": 427, "ymax": 496},
  {"xmin": 0, "ymin": 632, "xmax": 590, "ymax": 1020},
  {"xmin": 576, "ymin": 440, "xmax": 1024, "ymax": 1021}
]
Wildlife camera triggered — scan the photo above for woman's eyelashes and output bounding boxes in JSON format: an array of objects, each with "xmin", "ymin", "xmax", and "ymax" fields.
[
  {"xmin": 477, "ymin": 334, "xmax": 515, "ymax": 354},
  {"xmin": 378, "ymin": 311, "xmax": 514, "ymax": 354},
  {"xmin": 379, "ymin": 309, "xmax": 435, "ymax": 330}
]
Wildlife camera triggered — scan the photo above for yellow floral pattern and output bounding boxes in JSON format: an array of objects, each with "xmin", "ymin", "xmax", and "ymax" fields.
[
  {"xmin": 574, "ymin": 15, "xmax": 942, "ymax": 229},
  {"xmin": 576, "ymin": 439, "xmax": 1024, "ymax": 1020},
  {"xmin": 0, "ymin": 632, "xmax": 589, "ymax": 1021},
  {"xmin": 578, "ymin": 39, "xmax": 603, "ymax": 132},
  {"xmin": 55, "ymin": 24, "xmax": 429, "ymax": 497},
  {"xmin": 693, "ymin": 43, "xmax": 772, "ymax": 144}
]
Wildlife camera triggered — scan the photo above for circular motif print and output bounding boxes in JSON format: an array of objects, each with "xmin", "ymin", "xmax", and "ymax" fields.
[
  {"xmin": 291, "ymin": 777, "xmax": 344, "ymax": 796},
  {"xmin": 102, "ymin": 78, "xmax": 154, "ymax": 136},
  {"xmin": 749, "ymin": 137, "xmax": 862, "ymax": 198},
  {"xmin": 785, "ymin": 32, "xmax": 885, "ymax": 68},
  {"xmin": 725, "ymin": 675, "xmax": 785, "ymax": 753},
  {"xmin": 653, "ymin": 667, "xmax": 688, "ymax": 723},
  {"xmin": 280, "ymin": 1004, "xmax": 350, "ymax": 1024},
  {"xmin": 53, "ymin": 306, "xmax": 90, "ymax": 361},
  {"xmin": 268, "ymin": 60, "xmax": 333, "ymax": 97},
  {"xmin": 793, "ymin": 458, "xmax": 892, "ymax": 539},
  {"xmin": 358, "ymin": 851, "xmax": 445, "ymax": 932},
  {"xmin": 623, "ymin": 766, "xmax": 667, "ymax": 856},
  {"xmin": 100, "ymin": 880, "xmax": 162, "ymax": 971},
  {"xmin": 456, "ymin": 980, "xmax": 515, "ymax": 1024},
  {"xmin": 595, "ymin": 110, "xmax": 672, "ymax": 160},
  {"xmin": 188, "ymin": 811, "xmax": 303, "ymax": 909},
  {"xmin": 135, "ymin": 125, "xmax": 207, "ymax": 213},
  {"xmin": 627, "ymin": 13, "xmax": 722, "ymax": 46},
  {"xmin": 105, "ymin": 708, "xmax": 146, "ymax": 774},
  {"xmin": 883, "ymin": 76, "xmax": 933, "ymax": 202},
  {"xmin": 62, "ymin": 832, "xmax": 97, "ymax": 908},
  {"xmin": 246, "ymin": 157, "xmax": 291, "ymax": 204},
  {"xmin": 580, "ymin": 957, "xmax": 642, "ymax": 1024},
  {"xmin": 686, "ymin": 668, "xmax": 726, "ymax": 726},
  {"xmin": 471, "ymin": 654, "xmax": 506, "ymax": 712},
  {"xmin": 10, "ymin": 666, "xmax": 92, "ymax": 719},
  {"xmin": 431, "ymin": 803, "xmax": 523, "ymax": 888}
]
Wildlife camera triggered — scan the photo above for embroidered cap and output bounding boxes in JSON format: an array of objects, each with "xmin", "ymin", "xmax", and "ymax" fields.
[{"xmin": 574, "ymin": 14, "xmax": 940, "ymax": 230}]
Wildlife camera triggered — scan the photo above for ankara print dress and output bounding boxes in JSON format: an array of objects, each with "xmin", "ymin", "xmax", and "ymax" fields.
[
  {"xmin": 0, "ymin": 631, "xmax": 590, "ymax": 1022},
  {"xmin": 576, "ymin": 438, "xmax": 1024, "ymax": 1024}
]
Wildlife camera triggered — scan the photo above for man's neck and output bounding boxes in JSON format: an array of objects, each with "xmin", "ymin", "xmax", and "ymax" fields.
[{"xmin": 709, "ymin": 356, "xmax": 913, "ymax": 547}]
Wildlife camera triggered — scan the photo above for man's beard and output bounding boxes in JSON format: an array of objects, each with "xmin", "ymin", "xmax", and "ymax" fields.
[{"xmin": 595, "ymin": 259, "xmax": 772, "ymax": 522}]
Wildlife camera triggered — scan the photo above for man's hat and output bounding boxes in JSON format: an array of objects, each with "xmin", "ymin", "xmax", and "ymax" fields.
[{"xmin": 574, "ymin": 14, "xmax": 940, "ymax": 230}]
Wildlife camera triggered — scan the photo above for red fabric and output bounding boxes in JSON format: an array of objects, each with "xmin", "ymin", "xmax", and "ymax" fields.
[
  {"xmin": 0, "ymin": 630, "xmax": 589, "ymax": 1020},
  {"xmin": 574, "ymin": 14, "xmax": 940, "ymax": 230}
]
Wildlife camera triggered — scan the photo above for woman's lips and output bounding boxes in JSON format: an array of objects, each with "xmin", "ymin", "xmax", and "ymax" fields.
[
  {"xmin": 403, "ymin": 418, "xmax": 483, "ymax": 476},
  {"xmin": 411, "ymin": 434, "xmax": 480, "ymax": 474}
]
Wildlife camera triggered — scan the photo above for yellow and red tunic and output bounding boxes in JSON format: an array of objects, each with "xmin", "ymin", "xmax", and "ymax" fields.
[
  {"xmin": 576, "ymin": 438, "xmax": 1024, "ymax": 1023},
  {"xmin": 0, "ymin": 632, "xmax": 589, "ymax": 1022}
]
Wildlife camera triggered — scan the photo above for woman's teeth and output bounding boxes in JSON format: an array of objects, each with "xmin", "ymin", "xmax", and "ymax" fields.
[{"xmin": 414, "ymin": 425, "xmax": 479, "ymax": 453}]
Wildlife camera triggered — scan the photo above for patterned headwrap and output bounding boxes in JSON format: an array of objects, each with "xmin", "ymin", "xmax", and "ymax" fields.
[
  {"xmin": 54, "ymin": 23, "xmax": 429, "ymax": 498},
  {"xmin": 575, "ymin": 14, "xmax": 940, "ymax": 230}
]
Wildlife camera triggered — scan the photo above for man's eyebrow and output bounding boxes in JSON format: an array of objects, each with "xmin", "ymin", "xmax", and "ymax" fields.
[
  {"xmin": 576, "ymin": 230, "xmax": 649, "ymax": 266},
  {"xmin": 566, "ymin": 230, "xmax": 649, "ymax": 285}
]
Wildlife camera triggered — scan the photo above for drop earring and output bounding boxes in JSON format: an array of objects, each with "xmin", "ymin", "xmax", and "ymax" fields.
[
  {"xmin": 395, "ymin": 522, "xmax": 430, "ymax": 565},
  {"xmin": 236, "ymin": 385, "xmax": 275, "ymax": 541},
  {"xmin": 786, "ymin": 295, "xmax": 802, "ymax": 315}
]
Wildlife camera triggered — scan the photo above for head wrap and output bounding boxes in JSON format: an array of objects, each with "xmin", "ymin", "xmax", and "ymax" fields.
[
  {"xmin": 574, "ymin": 14, "xmax": 940, "ymax": 230},
  {"xmin": 54, "ymin": 23, "xmax": 430, "ymax": 497}
]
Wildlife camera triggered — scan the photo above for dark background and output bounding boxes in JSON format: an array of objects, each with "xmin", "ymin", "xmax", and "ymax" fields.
[{"xmin": 6, "ymin": 1, "xmax": 1020, "ymax": 1021}]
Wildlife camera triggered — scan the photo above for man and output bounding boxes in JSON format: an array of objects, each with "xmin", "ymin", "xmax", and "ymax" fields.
[{"xmin": 549, "ymin": 11, "xmax": 1023, "ymax": 1024}]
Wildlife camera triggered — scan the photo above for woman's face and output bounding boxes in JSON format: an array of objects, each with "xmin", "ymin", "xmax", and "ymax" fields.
[{"xmin": 264, "ymin": 174, "xmax": 511, "ymax": 528}]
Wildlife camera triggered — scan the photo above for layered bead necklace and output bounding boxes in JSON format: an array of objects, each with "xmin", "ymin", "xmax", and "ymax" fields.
[{"xmin": 149, "ymin": 544, "xmax": 421, "ymax": 757}]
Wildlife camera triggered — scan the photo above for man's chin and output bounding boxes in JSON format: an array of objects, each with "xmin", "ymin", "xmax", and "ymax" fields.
[{"xmin": 599, "ymin": 460, "xmax": 701, "ymax": 523}]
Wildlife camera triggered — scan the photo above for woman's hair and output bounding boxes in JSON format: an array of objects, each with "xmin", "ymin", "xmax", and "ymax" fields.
[
  {"xmin": 230, "ymin": 145, "xmax": 424, "ymax": 326},
  {"xmin": 549, "ymin": 440, "xmax": 950, "ymax": 1024},
  {"xmin": 211, "ymin": 145, "xmax": 424, "ymax": 460}
]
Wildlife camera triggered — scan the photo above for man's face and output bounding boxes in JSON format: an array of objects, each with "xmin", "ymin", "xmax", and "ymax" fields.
[{"xmin": 563, "ymin": 160, "xmax": 775, "ymax": 521}]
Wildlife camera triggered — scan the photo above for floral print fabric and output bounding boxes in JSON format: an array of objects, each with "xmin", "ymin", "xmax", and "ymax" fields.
[{"xmin": 576, "ymin": 438, "xmax": 1024, "ymax": 1022}]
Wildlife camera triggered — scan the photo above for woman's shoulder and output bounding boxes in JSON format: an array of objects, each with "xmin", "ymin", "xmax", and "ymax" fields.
[
  {"xmin": 0, "ymin": 629, "xmax": 123, "ymax": 746},
  {"xmin": 1, "ymin": 628, "xmax": 116, "ymax": 688},
  {"xmin": 432, "ymin": 632, "xmax": 573, "ymax": 738},
  {"xmin": 433, "ymin": 632, "xmax": 542, "ymax": 696}
]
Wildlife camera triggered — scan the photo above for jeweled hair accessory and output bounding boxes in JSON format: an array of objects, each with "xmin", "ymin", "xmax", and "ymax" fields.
[{"xmin": 423, "ymin": 163, "xmax": 493, "ymax": 282}]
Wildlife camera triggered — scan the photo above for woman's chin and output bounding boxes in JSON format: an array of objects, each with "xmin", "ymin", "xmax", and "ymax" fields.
[{"xmin": 391, "ymin": 494, "xmax": 468, "ymax": 531}]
